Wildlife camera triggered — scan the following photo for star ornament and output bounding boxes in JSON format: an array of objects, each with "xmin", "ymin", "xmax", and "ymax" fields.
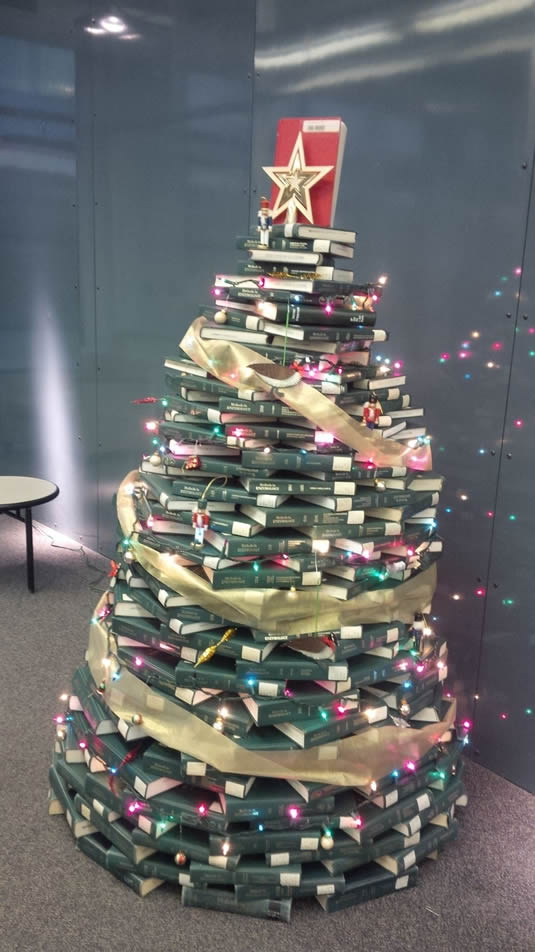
[{"xmin": 263, "ymin": 132, "xmax": 333, "ymax": 224}]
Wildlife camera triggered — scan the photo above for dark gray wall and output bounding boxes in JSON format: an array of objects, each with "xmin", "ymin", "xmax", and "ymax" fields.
[{"xmin": 1, "ymin": 0, "xmax": 534, "ymax": 790}]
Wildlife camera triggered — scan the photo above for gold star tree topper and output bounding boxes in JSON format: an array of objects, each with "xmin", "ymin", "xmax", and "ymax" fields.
[{"xmin": 262, "ymin": 132, "xmax": 333, "ymax": 224}]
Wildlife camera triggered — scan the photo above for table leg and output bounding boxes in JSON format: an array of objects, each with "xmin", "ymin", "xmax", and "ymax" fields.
[{"xmin": 25, "ymin": 507, "xmax": 35, "ymax": 593}]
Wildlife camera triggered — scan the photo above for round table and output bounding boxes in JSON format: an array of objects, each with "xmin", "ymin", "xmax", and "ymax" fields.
[{"xmin": 0, "ymin": 476, "xmax": 59, "ymax": 592}]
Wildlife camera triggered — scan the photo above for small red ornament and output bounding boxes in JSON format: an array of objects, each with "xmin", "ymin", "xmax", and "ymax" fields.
[
  {"xmin": 362, "ymin": 393, "xmax": 383, "ymax": 429},
  {"xmin": 174, "ymin": 851, "xmax": 187, "ymax": 866},
  {"xmin": 192, "ymin": 500, "xmax": 211, "ymax": 546},
  {"xmin": 185, "ymin": 455, "xmax": 201, "ymax": 471},
  {"xmin": 108, "ymin": 560, "xmax": 119, "ymax": 578}
]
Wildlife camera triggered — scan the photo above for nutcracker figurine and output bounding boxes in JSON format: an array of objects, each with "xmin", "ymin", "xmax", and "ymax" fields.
[
  {"xmin": 361, "ymin": 393, "xmax": 383, "ymax": 429},
  {"xmin": 192, "ymin": 498, "xmax": 210, "ymax": 546},
  {"xmin": 257, "ymin": 196, "xmax": 272, "ymax": 246}
]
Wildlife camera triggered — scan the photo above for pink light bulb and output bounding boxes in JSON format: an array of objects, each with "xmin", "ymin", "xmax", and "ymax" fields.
[
  {"xmin": 134, "ymin": 656, "xmax": 143, "ymax": 667},
  {"xmin": 372, "ymin": 294, "xmax": 378, "ymax": 302},
  {"xmin": 337, "ymin": 705, "xmax": 346, "ymax": 714},
  {"xmin": 514, "ymin": 267, "xmax": 522, "ymax": 276},
  {"xmin": 462, "ymin": 719, "xmax": 472, "ymax": 729},
  {"xmin": 514, "ymin": 419, "xmax": 523, "ymax": 427},
  {"xmin": 405, "ymin": 760, "xmax": 416, "ymax": 772},
  {"xmin": 53, "ymin": 715, "xmax": 65, "ymax": 724},
  {"xmin": 315, "ymin": 431, "xmax": 334, "ymax": 445},
  {"xmin": 354, "ymin": 815, "xmax": 363, "ymax": 828},
  {"xmin": 198, "ymin": 804, "xmax": 207, "ymax": 815},
  {"xmin": 393, "ymin": 360, "xmax": 403, "ymax": 369},
  {"xmin": 289, "ymin": 807, "xmax": 300, "ymax": 820},
  {"xmin": 233, "ymin": 428, "xmax": 243, "ymax": 437},
  {"xmin": 145, "ymin": 421, "xmax": 158, "ymax": 432},
  {"xmin": 440, "ymin": 352, "xmax": 451, "ymax": 361},
  {"xmin": 416, "ymin": 663, "xmax": 425, "ymax": 673},
  {"xmin": 407, "ymin": 547, "xmax": 415, "ymax": 557},
  {"xmin": 257, "ymin": 277, "xmax": 265, "ymax": 288},
  {"xmin": 500, "ymin": 712, "xmax": 508, "ymax": 720},
  {"xmin": 324, "ymin": 304, "xmax": 333, "ymax": 315},
  {"xmin": 475, "ymin": 587, "xmax": 486, "ymax": 596},
  {"xmin": 78, "ymin": 740, "xmax": 87, "ymax": 750},
  {"xmin": 492, "ymin": 342, "xmax": 503, "ymax": 351}
]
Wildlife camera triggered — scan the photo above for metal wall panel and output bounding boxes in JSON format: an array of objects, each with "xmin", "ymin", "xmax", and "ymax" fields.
[
  {"xmin": 474, "ymin": 161, "xmax": 535, "ymax": 791},
  {"xmin": 253, "ymin": 0, "xmax": 535, "ymax": 784},
  {"xmin": 88, "ymin": 0, "xmax": 255, "ymax": 553},
  {"xmin": 0, "ymin": 1, "xmax": 98, "ymax": 547}
]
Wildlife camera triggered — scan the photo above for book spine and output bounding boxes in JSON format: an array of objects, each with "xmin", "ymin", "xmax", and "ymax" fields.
[
  {"xmin": 208, "ymin": 569, "xmax": 304, "ymax": 590},
  {"xmin": 181, "ymin": 887, "xmax": 292, "ymax": 921},
  {"xmin": 319, "ymin": 870, "xmax": 418, "ymax": 911}
]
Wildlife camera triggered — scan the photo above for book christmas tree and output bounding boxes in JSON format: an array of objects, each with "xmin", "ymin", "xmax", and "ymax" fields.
[{"xmin": 49, "ymin": 118, "xmax": 468, "ymax": 920}]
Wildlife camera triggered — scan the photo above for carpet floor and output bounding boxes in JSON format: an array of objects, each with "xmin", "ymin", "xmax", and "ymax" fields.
[{"xmin": 1, "ymin": 515, "xmax": 534, "ymax": 952}]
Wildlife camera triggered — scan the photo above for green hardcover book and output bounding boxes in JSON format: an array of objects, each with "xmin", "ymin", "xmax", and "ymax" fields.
[
  {"xmin": 111, "ymin": 616, "xmax": 168, "ymax": 652},
  {"xmin": 219, "ymin": 781, "xmax": 335, "ymax": 822},
  {"xmin": 393, "ymin": 778, "xmax": 465, "ymax": 836},
  {"xmin": 166, "ymin": 371, "xmax": 235, "ymax": 398},
  {"xmin": 169, "ymin": 458, "xmax": 274, "ymax": 483},
  {"xmin": 203, "ymin": 562, "xmax": 316, "ymax": 591},
  {"xmin": 110, "ymin": 868, "xmax": 164, "ymax": 896},
  {"xmin": 375, "ymin": 819, "xmax": 458, "ymax": 875},
  {"xmin": 218, "ymin": 397, "xmax": 297, "ymax": 418},
  {"xmin": 131, "ymin": 825, "xmax": 212, "ymax": 864},
  {"xmin": 347, "ymin": 786, "xmax": 438, "ymax": 846},
  {"xmin": 168, "ymin": 479, "xmax": 255, "ymax": 506},
  {"xmin": 78, "ymin": 833, "xmax": 135, "ymax": 873},
  {"xmin": 179, "ymin": 752, "xmax": 255, "ymax": 799},
  {"xmin": 199, "ymin": 305, "xmax": 265, "ymax": 331},
  {"xmin": 328, "ymin": 623, "xmax": 404, "ymax": 659},
  {"xmin": 117, "ymin": 645, "xmax": 177, "ymax": 696},
  {"xmin": 233, "ymin": 883, "xmax": 293, "ymax": 900},
  {"xmin": 175, "ymin": 656, "xmax": 285, "ymax": 697},
  {"xmin": 239, "ymin": 501, "xmax": 365, "ymax": 529},
  {"xmin": 84, "ymin": 772, "xmax": 126, "ymax": 814},
  {"xmin": 299, "ymin": 517, "xmax": 401, "ymax": 542},
  {"xmin": 225, "ymin": 423, "xmax": 313, "ymax": 443},
  {"xmin": 170, "ymin": 508, "xmax": 263, "ymax": 538},
  {"xmin": 273, "ymin": 705, "xmax": 379, "ymax": 749},
  {"xmin": 236, "ymin": 235, "xmax": 355, "ymax": 258},
  {"xmin": 317, "ymin": 863, "xmax": 419, "ymax": 912},
  {"xmin": 159, "ymin": 419, "xmax": 227, "ymax": 446},
  {"xmin": 188, "ymin": 861, "xmax": 237, "ymax": 885},
  {"xmin": 234, "ymin": 858, "xmax": 302, "ymax": 887},
  {"xmin": 112, "ymin": 581, "xmax": 166, "ymax": 622},
  {"xmin": 235, "ymin": 650, "xmax": 348, "ymax": 683},
  {"xmin": 181, "ymin": 885, "xmax": 292, "ymax": 922},
  {"xmin": 55, "ymin": 757, "xmax": 91, "ymax": 796},
  {"xmin": 241, "ymin": 449, "xmax": 355, "ymax": 475},
  {"xmin": 204, "ymin": 527, "xmax": 316, "ymax": 558},
  {"xmin": 240, "ymin": 475, "xmax": 358, "ymax": 496},
  {"xmin": 87, "ymin": 808, "xmax": 157, "ymax": 864},
  {"xmin": 48, "ymin": 765, "xmax": 97, "ymax": 839}
]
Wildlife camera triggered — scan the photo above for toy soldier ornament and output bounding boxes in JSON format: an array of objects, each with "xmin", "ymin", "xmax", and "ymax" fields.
[
  {"xmin": 362, "ymin": 392, "xmax": 383, "ymax": 429},
  {"xmin": 192, "ymin": 498, "xmax": 211, "ymax": 546},
  {"xmin": 257, "ymin": 196, "xmax": 272, "ymax": 245}
]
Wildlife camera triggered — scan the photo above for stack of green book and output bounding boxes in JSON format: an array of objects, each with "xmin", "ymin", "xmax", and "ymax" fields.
[{"xmin": 49, "ymin": 187, "xmax": 466, "ymax": 919}]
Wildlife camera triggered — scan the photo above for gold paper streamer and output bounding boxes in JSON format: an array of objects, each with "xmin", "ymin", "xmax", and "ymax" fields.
[
  {"xmin": 90, "ymin": 599, "xmax": 456, "ymax": 785},
  {"xmin": 180, "ymin": 317, "xmax": 433, "ymax": 472},
  {"xmin": 119, "ymin": 472, "xmax": 436, "ymax": 636}
]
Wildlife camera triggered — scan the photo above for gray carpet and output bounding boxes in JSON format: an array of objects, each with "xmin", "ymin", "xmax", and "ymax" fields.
[{"xmin": 1, "ymin": 516, "xmax": 534, "ymax": 952}]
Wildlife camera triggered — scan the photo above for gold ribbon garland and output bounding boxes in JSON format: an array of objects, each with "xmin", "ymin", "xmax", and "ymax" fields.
[
  {"xmin": 180, "ymin": 317, "xmax": 433, "ymax": 472},
  {"xmin": 118, "ymin": 472, "xmax": 437, "ymax": 636},
  {"xmin": 90, "ymin": 597, "xmax": 456, "ymax": 785}
]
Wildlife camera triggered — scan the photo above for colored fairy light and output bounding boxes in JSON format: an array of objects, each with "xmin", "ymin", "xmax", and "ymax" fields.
[
  {"xmin": 370, "ymin": 781, "xmax": 377, "ymax": 792},
  {"xmin": 253, "ymin": 562, "xmax": 260, "ymax": 572},
  {"xmin": 478, "ymin": 448, "xmax": 486, "ymax": 455},
  {"xmin": 462, "ymin": 720, "xmax": 471, "ymax": 730},
  {"xmin": 405, "ymin": 760, "xmax": 416, "ymax": 772},
  {"xmin": 393, "ymin": 360, "xmax": 403, "ymax": 369},
  {"xmin": 258, "ymin": 824, "xmax": 264, "ymax": 831},
  {"xmin": 502, "ymin": 598, "xmax": 514, "ymax": 606},
  {"xmin": 474, "ymin": 694, "xmax": 480, "ymax": 701},
  {"xmin": 471, "ymin": 331, "xmax": 480, "ymax": 338},
  {"xmin": 475, "ymin": 587, "xmax": 486, "ymax": 596},
  {"xmin": 354, "ymin": 815, "xmax": 363, "ymax": 828},
  {"xmin": 439, "ymin": 353, "xmax": 450, "ymax": 362},
  {"xmin": 391, "ymin": 769, "xmax": 400, "ymax": 779},
  {"xmin": 529, "ymin": 328, "xmax": 535, "ymax": 335},
  {"xmin": 315, "ymin": 431, "xmax": 335, "ymax": 444},
  {"xmin": 445, "ymin": 507, "xmax": 452, "ymax": 513},
  {"xmin": 403, "ymin": 680, "xmax": 412, "ymax": 689},
  {"xmin": 509, "ymin": 514, "xmax": 517, "ymax": 521},
  {"xmin": 222, "ymin": 842, "xmax": 230, "ymax": 856},
  {"xmin": 247, "ymin": 678, "xmax": 255, "ymax": 687},
  {"xmin": 500, "ymin": 712, "xmax": 508, "ymax": 720},
  {"xmin": 53, "ymin": 715, "xmax": 65, "ymax": 724},
  {"xmin": 145, "ymin": 421, "xmax": 158, "ymax": 432},
  {"xmin": 436, "ymin": 660, "xmax": 446, "ymax": 670},
  {"xmin": 378, "ymin": 275, "xmax": 388, "ymax": 285},
  {"xmin": 233, "ymin": 427, "xmax": 243, "ymax": 438},
  {"xmin": 451, "ymin": 593, "xmax": 461, "ymax": 601},
  {"xmin": 219, "ymin": 707, "xmax": 229, "ymax": 719},
  {"xmin": 459, "ymin": 494, "xmax": 468, "ymax": 501},
  {"xmin": 487, "ymin": 511, "xmax": 494, "ymax": 518},
  {"xmin": 486, "ymin": 361, "xmax": 495, "ymax": 369},
  {"xmin": 371, "ymin": 293, "xmax": 379, "ymax": 302},
  {"xmin": 526, "ymin": 708, "xmax": 533, "ymax": 715},
  {"xmin": 289, "ymin": 807, "xmax": 300, "ymax": 819},
  {"xmin": 197, "ymin": 804, "xmax": 207, "ymax": 816},
  {"xmin": 492, "ymin": 342, "xmax": 503, "ymax": 351},
  {"xmin": 263, "ymin": 446, "xmax": 271, "ymax": 454},
  {"xmin": 514, "ymin": 419, "xmax": 523, "ymax": 428},
  {"xmin": 257, "ymin": 277, "xmax": 265, "ymax": 288},
  {"xmin": 458, "ymin": 351, "xmax": 469, "ymax": 359},
  {"xmin": 312, "ymin": 539, "xmax": 330, "ymax": 554},
  {"xmin": 134, "ymin": 656, "xmax": 143, "ymax": 667},
  {"xmin": 514, "ymin": 267, "xmax": 522, "ymax": 276},
  {"xmin": 59, "ymin": 693, "xmax": 69, "ymax": 702},
  {"xmin": 464, "ymin": 373, "xmax": 472, "ymax": 379},
  {"xmin": 324, "ymin": 304, "xmax": 333, "ymax": 315},
  {"xmin": 78, "ymin": 740, "xmax": 87, "ymax": 749},
  {"xmin": 337, "ymin": 704, "xmax": 346, "ymax": 714},
  {"xmin": 320, "ymin": 709, "xmax": 328, "ymax": 721},
  {"xmin": 493, "ymin": 290, "xmax": 502, "ymax": 297},
  {"xmin": 416, "ymin": 663, "xmax": 425, "ymax": 673}
]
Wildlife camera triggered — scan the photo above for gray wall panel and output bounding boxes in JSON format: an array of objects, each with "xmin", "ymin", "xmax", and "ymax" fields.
[
  {"xmin": 252, "ymin": 1, "xmax": 535, "ymax": 784},
  {"xmin": 89, "ymin": 0, "xmax": 254, "ymax": 553},
  {"xmin": 0, "ymin": 3, "xmax": 98, "ymax": 547}
]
